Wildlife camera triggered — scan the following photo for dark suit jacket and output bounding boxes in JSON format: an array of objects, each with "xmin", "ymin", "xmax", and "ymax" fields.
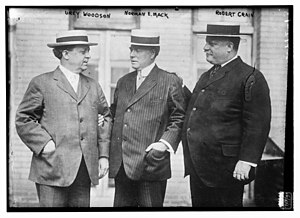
[
  {"xmin": 109, "ymin": 65, "xmax": 186, "ymax": 181},
  {"xmin": 15, "ymin": 67, "xmax": 112, "ymax": 186},
  {"xmin": 182, "ymin": 57, "xmax": 271, "ymax": 187}
]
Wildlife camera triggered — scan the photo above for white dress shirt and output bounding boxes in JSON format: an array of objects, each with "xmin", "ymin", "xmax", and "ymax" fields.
[
  {"xmin": 136, "ymin": 62, "xmax": 156, "ymax": 89},
  {"xmin": 59, "ymin": 65, "xmax": 80, "ymax": 93},
  {"xmin": 220, "ymin": 55, "xmax": 238, "ymax": 67}
]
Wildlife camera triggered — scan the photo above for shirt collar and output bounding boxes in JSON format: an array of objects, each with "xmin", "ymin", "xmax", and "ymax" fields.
[
  {"xmin": 221, "ymin": 55, "xmax": 238, "ymax": 68},
  {"xmin": 59, "ymin": 64, "xmax": 80, "ymax": 80},
  {"xmin": 139, "ymin": 62, "xmax": 156, "ymax": 77}
]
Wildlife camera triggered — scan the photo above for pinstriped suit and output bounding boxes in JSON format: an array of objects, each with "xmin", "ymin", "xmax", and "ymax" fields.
[{"xmin": 109, "ymin": 65, "xmax": 186, "ymax": 206}]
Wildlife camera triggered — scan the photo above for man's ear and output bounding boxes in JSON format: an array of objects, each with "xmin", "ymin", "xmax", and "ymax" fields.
[
  {"xmin": 62, "ymin": 50, "xmax": 69, "ymax": 60},
  {"xmin": 150, "ymin": 49, "xmax": 156, "ymax": 60},
  {"xmin": 226, "ymin": 41, "xmax": 234, "ymax": 53}
]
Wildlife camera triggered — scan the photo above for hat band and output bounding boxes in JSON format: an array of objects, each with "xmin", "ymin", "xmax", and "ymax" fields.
[
  {"xmin": 131, "ymin": 36, "xmax": 159, "ymax": 46},
  {"xmin": 56, "ymin": 36, "xmax": 89, "ymax": 43},
  {"xmin": 207, "ymin": 25, "xmax": 240, "ymax": 35}
]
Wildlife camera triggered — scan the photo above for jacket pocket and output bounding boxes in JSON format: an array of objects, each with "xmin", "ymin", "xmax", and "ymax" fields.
[
  {"xmin": 221, "ymin": 144, "xmax": 240, "ymax": 157},
  {"xmin": 39, "ymin": 149, "xmax": 56, "ymax": 168}
]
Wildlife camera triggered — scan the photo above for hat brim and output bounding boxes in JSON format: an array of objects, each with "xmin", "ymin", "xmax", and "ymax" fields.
[
  {"xmin": 198, "ymin": 33, "xmax": 241, "ymax": 37},
  {"xmin": 47, "ymin": 41, "xmax": 98, "ymax": 48},
  {"xmin": 130, "ymin": 42, "xmax": 160, "ymax": 47}
]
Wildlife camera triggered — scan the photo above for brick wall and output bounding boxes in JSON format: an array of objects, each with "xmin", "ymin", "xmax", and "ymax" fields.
[
  {"xmin": 254, "ymin": 8, "xmax": 289, "ymax": 150},
  {"xmin": 9, "ymin": 8, "xmax": 69, "ymax": 207}
]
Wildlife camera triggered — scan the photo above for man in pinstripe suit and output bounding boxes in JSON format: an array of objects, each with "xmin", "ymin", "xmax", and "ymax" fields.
[{"xmin": 108, "ymin": 29, "xmax": 186, "ymax": 207}]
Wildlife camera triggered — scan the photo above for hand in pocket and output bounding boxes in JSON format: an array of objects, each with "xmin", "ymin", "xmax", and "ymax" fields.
[{"xmin": 42, "ymin": 140, "xmax": 56, "ymax": 154}]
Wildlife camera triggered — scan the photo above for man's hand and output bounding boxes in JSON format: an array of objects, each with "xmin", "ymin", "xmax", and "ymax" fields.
[
  {"xmin": 233, "ymin": 161, "xmax": 251, "ymax": 181},
  {"xmin": 42, "ymin": 140, "xmax": 55, "ymax": 154},
  {"xmin": 98, "ymin": 114, "xmax": 105, "ymax": 126},
  {"xmin": 145, "ymin": 142, "xmax": 168, "ymax": 152},
  {"xmin": 98, "ymin": 157, "xmax": 109, "ymax": 179}
]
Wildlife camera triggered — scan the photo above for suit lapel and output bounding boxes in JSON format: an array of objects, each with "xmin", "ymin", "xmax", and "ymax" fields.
[
  {"xmin": 127, "ymin": 65, "xmax": 158, "ymax": 108},
  {"xmin": 77, "ymin": 74, "xmax": 90, "ymax": 104},
  {"xmin": 204, "ymin": 68, "xmax": 226, "ymax": 88},
  {"xmin": 202, "ymin": 57, "xmax": 242, "ymax": 89},
  {"xmin": 53, "ymin": 67, "xmax": 78, "ymax": 101},
  {"xmin": 196, "ymin": 72, "xmax": 210, "ymax": 91},
  {"xmin": 125, "ymin": 71, "xmax": 137, "ymax": 99},
  {"xmin": 117, "ymin": 71, "xmax": 137, "ymax": 108}
]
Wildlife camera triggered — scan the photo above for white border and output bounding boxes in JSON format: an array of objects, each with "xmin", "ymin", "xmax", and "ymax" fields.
[{"xmin": 1, "ymin": 1, "xmax": 298, "ymax": 218}]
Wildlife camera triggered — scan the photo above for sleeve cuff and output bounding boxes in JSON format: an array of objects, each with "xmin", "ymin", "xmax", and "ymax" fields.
[
  {"xmin": 36, "ymin": 137, "xmax": 53, "ymax": 155},
  {"xmin": 159, "ymin": 139, "xmax": 174, "ymax": 153},
  {"xmin": 240, "ymin": 160, "xmax": 257, "ymax": 167}
]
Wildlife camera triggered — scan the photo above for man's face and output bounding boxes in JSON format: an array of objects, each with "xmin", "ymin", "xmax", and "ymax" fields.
[
  {"xmin": 130, "ymin": 46, "xmax": 155, "ymax": 70},
  {"xmin": 203, "ymin": 37, "xmax": 231, "ymax": 65},
  {"xmin": 66, "ymin": 45, "xmax": 91, "ymax": 73}
]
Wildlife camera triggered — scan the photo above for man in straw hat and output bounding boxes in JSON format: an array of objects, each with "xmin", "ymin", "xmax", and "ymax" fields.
[
  {"xmin": 108, "ymin": 29, "xmax": 186, "ymax": 207},
  {"xmin": 182, "ymin": 24, "xmax": 271, "ymax": 207},
  {"xmin": 15, "ymin": 30, "xmax": 112, "ymax": 207}
]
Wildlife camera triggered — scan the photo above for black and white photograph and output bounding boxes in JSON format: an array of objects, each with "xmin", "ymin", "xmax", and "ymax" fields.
[{"xmin": 5, "ymin": 3, "xmax": 293, "ymax": 212}]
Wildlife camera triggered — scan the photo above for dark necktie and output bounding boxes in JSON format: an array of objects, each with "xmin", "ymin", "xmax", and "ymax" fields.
[{"xmin": 209, "ymin": 64, "xmax": 221, "ymax": 79}]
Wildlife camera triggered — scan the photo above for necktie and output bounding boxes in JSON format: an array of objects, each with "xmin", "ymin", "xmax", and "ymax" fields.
[
  {"xmin": 209, "ymin": 64, "xmax": 221, "ymax": 79},
  {"xmin": 136, "ymin": 70, "xmax": 146, "ymax": 89}
]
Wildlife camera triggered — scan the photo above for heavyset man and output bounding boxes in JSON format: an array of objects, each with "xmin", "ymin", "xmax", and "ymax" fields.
[{"xmin": 182, "ymin": 24, "xmax": 271, "ymax": 207}]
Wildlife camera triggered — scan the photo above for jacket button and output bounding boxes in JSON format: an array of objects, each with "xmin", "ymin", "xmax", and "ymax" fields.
[
  {"xmin": 80, "ymin": 118, "xmax": 83, "ymax": 122},
  {"xmin": 192, "ymin": 107, "xmax": 196, "ymax": 111},
  {"xmin": 187, "ymin": 128, "xmax": 190, "ymax": 132},
  {"xmin": 201, "ymin": 89, "xmax": 205, "ymax": 92},
  {"xmin": 124, "ymin": 123, "xmax": 128, "ymax": 127},
  {"xmin": 81, "ymin": 136, "xmax": 84, "ymax": 141},
  {"xmin": 127, "ymin": 109, "xmax": 131, "ymax": 112}
]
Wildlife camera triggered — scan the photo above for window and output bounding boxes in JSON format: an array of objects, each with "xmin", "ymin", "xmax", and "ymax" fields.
[
  {"xmin": 109, "ymin": 31, "xmax": 131, "ymax": 103},
  {"xmin": 85, "ymin": 30, "xmax": 132, "ymax": 188},
  {"xmin": 84, "ymin": 30, "xmax": 131, "ymax": 103}
]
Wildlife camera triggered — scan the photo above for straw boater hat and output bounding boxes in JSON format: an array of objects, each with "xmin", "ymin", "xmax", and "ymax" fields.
[
  {"xmin": 130, "ymin": 29, "xmax": 160, "ymax": 47},
  {"xmin": 47, "ymin": 30, "xmax": 98, "ymax": 48},
  {"xmin": 204, "ymin": 24, "xmax": 241, "ymax": 38}
]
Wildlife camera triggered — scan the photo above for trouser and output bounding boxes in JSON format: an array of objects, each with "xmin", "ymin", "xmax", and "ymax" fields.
[
  {"xmin": 113, "ymin": 164, "xmax": 167, "ymax": 207},
  {"xmin": 35, "ymin": 157, "xmax": 91, "ymax": 207},
  {"xmin": 189, "ymin": 164, "xmax": 244, "ymax": 207}
]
